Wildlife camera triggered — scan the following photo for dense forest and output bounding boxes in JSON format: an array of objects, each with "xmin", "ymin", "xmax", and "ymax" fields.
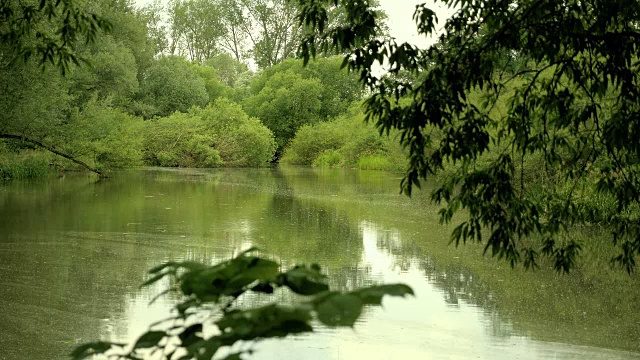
[{"xmin": 0, "ymin": 0, "xmax": 402, "ymax": 180}]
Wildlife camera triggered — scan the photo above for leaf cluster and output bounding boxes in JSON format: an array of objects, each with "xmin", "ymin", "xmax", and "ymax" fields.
[
  {"xmin": 296, "ymin": 0, "xmax": 640, "ymax": 272},
  {"xmin": 71, "ymin": 248, "xmax": 413, "ymax": 360},
  {"xmin": 1, "ymin": 0, "xmax": 112, "ymax": 74}
]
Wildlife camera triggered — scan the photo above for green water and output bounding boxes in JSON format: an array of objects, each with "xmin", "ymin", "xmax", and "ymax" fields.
[{"xmin": 1, "ymin": 167, "xmax": 639, "ymax": 360}]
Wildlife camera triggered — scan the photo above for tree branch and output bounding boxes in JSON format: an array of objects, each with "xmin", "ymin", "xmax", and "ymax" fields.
[{"xmin": 0, "ymin": 134, "xmax": 106, "ymax": 177}]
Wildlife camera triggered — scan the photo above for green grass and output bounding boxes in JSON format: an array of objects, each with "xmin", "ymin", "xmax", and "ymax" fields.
[
  {"xmin": 0, "ymin": 151, "xmax": 52, "ymax": 180},
  {"xmin": 357, "ymin": 154, "xmax": 392, "ymax": 170},
  {"xmin": 312, "ymin": 150, "xmax": 344, "ymax": 168}
]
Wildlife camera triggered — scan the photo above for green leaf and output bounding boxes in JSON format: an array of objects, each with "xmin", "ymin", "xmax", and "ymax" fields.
[
  {"xmin": 148, "ymin": 262, "xmax": 177, "ymax": 274},
  {"xmin": 141, "ymin": 271, "xmax": 171, "ymax": 287},
  {"xmin": 133, "ymin": 331, "xmax": 166, "ymax": 349},
  {"xmin": 315, "ymin": 293, "xmax": 363, "ymax": 327},
  {"xmin": 282, "ymin": 266, "xmax": 329, "ymax": 295},
  {"xmin": 225, "ymin": 257, "xmax": 280, "ymax": 289},
  {"xmin": 350, "ymin": 284, "xmax": 414, "ymax": 305},
  {"xmin": 70, "ymin": 342, "xmax": 114, "ymax": 360},
  {"xmin": 179, "ymin": 324, "xmax": 203, "ymax": 347}
]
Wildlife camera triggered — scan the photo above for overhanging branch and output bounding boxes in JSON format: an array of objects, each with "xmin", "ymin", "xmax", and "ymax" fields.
[{"xmin": 0, "ymin": 134, "xmax": 105, "ymax": 177}]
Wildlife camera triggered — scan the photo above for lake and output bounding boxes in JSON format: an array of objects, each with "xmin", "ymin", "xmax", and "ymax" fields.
[{"xmin": 1, "ymin": 167, "xmax": 639, "ymax": 360}]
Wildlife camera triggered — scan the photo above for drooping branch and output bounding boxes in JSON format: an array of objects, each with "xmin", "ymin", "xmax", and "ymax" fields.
[{"xmin": 0, "ymin": 134, "xmax": 106, "ymax": 177}]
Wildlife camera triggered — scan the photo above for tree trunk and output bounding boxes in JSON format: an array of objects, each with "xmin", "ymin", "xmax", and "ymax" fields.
[{"xmin": 0, "ymin": 134, "xmax": 106, "ymax": 178}]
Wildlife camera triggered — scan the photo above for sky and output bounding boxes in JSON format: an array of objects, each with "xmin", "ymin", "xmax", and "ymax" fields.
[
  {"xmin": 133, "ymin": 0, "xmax": 456, "ymax": 49},
  {"xmin": 377, "ymin": 0, "xmax": 455, "ymax": 46}
]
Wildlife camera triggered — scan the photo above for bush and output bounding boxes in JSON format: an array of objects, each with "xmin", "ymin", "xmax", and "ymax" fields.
[
  {"xmin": 313, "ymin": 149, "xmax": 344, "ymax": 168},
  {"xmin": 143, "ymin": 99, "xmax": 276, "ymax": 168},
  {"xmin": 242, "ymin": 70, "xmax": 323, "ymax": 153},
  {"xmin": 138, "ymin": 56, "xmax": 210, "ymax": 118},
  {"xmin": 61, "ymin": 101, "xmax": 144, "ymax": 171},
  {"xmin": 280, "ymin": 122, "xmax": 347, "ymax": 165},
  {"xmin": 282, "ymin": 105, "xmax": 408, "ymax": 172},
  {"xmin": 358, "ymin": 154, "xmax": 392, "ymax": 170},
  {"xmin": 0, "ymin": 150, "xmax": 51, "ymax": 180}
]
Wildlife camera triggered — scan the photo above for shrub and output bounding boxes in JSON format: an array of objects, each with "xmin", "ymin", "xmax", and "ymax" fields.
[
  {"xmin": 0, "ymin": 150, "xmax": 51, "ymax": 180},
  {"xmin": 143, "ymin": 99, "xmax": 275, "ymax": 168},
  {"xmin": 358, "ymin": 154, "xmax": 392, "ymax": 170},
  {"xmin": 282, "ymin": 105, "xmax": 408, "ymax": 172},
  {"xmin": 313, "ymin": 149, "xmax": 344, "ymax": 168},
  {"xmin": 139, "ymin": 56, "xmax": 209, "ymax": 118},
  {"xmin": 62, "ymin": 101, "xmax": 144, "ymax": 171}
]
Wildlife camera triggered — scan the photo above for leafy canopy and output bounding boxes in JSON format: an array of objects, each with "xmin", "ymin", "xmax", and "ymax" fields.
[
  {"xmin": 296, "ymin": 0, "xmax": 640, "ymax": 272},
  {"xmin": 1, "ymin": 0, "xmax": 111, "ymax": 74}
]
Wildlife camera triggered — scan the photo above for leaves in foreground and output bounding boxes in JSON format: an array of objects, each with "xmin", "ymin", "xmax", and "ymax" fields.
[{"xmin": 71, "ymin": 248, "xmax": 413, "ymax": 359}]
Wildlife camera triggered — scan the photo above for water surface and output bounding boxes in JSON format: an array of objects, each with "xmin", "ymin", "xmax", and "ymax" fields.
[{"xmin": 1, "ymin": 168, "xmax": 639, "ymax": 359}]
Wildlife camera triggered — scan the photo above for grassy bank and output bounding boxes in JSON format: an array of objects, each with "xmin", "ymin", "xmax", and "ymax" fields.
[{"xmin": 0, "ymin": 150, "xmax": 52, "ymax": 180}]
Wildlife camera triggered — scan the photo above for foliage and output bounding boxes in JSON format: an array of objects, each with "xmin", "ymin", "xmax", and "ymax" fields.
[
  {"xmin": 192, "ymin": 99, "xmax": 277, "ymax": 167},
  {"xmin": 71, "ymin": 248, "xmax": 413, "ymax": 360},
  {"xmin": 167, "ymin": 0, "xmax": 224, "ymax": 62},
  {"xmin": 248, "ymin": 57, "xmax": 364, "ymax": 120},
  {"xmin": 138, "ymin": 0, "xmax": 169, "ymax": 56},
  {"xmin": 59, "ymin": 100, "xmax": 144, "ymax": 171},
  {"xmin": 241, "ymin": 0, "xmax": 301, "ymax": 68},
  {"xmin": 297, "ymin": 0, "xmax": 640, "ymax": 272},
  {"xmin": 144, "ymin": 99, "xmax": 275, "ymax": 168},
  {"xmin": 281, "ymin": 106, "xmax": 407, "ymax": 171},
  {"xmin": 139, "ymin": 56, "xmax": 209, "ymax": 117},
  {"xmin": 312, "ymin": 149, "xmax": 344, "ymax": 168},
  {"xmin": 243, "ymin": 70, "xmax": 323, "ymax": 154},
  {"xmin": 0, "ymin": 0, "xmax": 111, "ymax": 74},
  {"xmin": 143, "ymin": 112, "xmax": 222, "ymax": 168},
  {"xmin": 0, "ymin": 149, "xmax": 51, "ymax": 180},
  {"xmin": 204, "ymin": 53, "xmax": 248, "ymax": 87},
  {"xmin": 357, "ymin": 154, "xmax": 391, "ymax": 171},
  {"xmin": 67, "ymin": 35, "xmax": 139, "ymax": 107},
  {"xmin": 0, "ymin": 57, "xmax": 71, "ymax": 139},
  {"xmin": 191, "ymin": 62, "xmax": 230, "ymax": 102}
]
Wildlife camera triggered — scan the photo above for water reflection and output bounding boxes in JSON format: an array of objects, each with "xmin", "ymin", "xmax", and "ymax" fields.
[{"xmin": 1, "ymin": 169, "xmax": 639, "ymax": 360}]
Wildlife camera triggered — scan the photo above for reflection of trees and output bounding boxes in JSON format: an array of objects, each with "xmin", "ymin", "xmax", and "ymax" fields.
[
  {"xmin": 368, "ymin": 223, "xmax": 496, "ymax": 309},
  {"xmin": 0, "ymin": 169, "xmax": 277, "ymax": 360},
  {"xmin": 0, "ymin": 168, "xmax": 381, "ymax": 360},
  {"xmin": 251, "ymin": 169, "xmax": 370, "ymax": 291}
]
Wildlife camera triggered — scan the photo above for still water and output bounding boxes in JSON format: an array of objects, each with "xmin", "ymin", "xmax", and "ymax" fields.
[{"xmin": 1, "ymin": 167, "xmax": 639, "ymax": 360}]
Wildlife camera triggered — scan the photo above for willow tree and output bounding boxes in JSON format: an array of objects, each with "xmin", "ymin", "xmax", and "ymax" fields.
[{"xmin": 297, "ymin": 0, "xmax": 640, "ymax": 272}]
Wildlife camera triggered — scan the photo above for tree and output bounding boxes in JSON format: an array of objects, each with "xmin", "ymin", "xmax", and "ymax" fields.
[
  {"xmin": 167, "ymin": 0, "xmax": 225, "ymax": 62},
  {"xmin": 139, "ymin": 56, "xmax": 210, "ymax": 117},
  {"xmin": 243, "ymin": 70, "xmax": 323, "ymax": 155},
  {"xmin": 0, "ymin": 0, "xmax": 112, "ymax": 176},
  {"xmin": 0, "ymin": 0, "xmax": 111, "ymax": 74},
  {"xmin": 139, "ymin": 0, "xmax": 169, "ymax": 56},
  {"xmin": 297, "ymin": 0, "xmax": 640, "ymax": 272},
  {"xmin": 249, "ymin": 57, "xmax": 364, "ymax": 119},
  {"xmin": 205, "ymin": 53, "xmax": 248, "ymax": 87}
]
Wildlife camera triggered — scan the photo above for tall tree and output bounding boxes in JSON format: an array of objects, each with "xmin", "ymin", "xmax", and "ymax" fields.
[
  {"xmin": 297, "ymin": 0, "xmax": 640, "ymax": 272},
  {"xmin": 167, "ymin": 0, "xmax": 225, "ymax": 62},
  {"xmin": 243, "ymin": 0, "xmax": 301, "ymax": 68}
]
